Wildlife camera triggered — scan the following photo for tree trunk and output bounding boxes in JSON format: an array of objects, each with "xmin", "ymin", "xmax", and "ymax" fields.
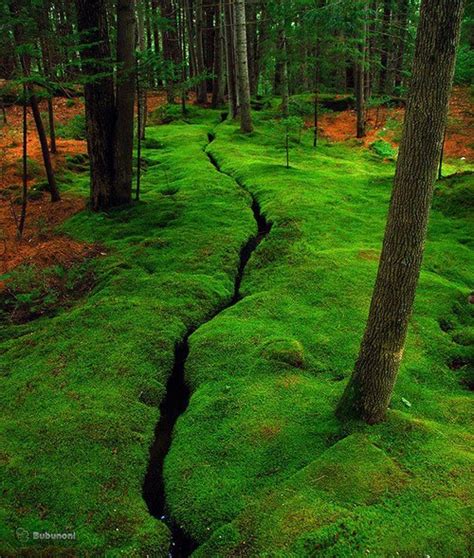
[
  {"xmin": 379, "ymin": 0, "xmax": 392, "ymax": 93},
  {"xmin": 234, "ymin": 0, "xmax": 253, "ymax": 133},
  {"xmin": 12, "ymin": 0, "xmax": 60, "ymax": 203},
  {"xmin": 195, "ymin": 0, "xmax": 208, "ymax": 103},
  {"xmin": 280, "ymin": 27, "xmax": 290, "ymax": 118},
  {"xmin": 18, "ymin": 85, "xmax": 28, "ymax": 237},
  {"xmin": 211, "ymin": 0, "xmax": 226, "ymax": 107},
  {"xmin": 137, "ymin": 0, "xmax": 147, "ymax": 140},
  {"xmin": 30, "ymin": 94, "xmax": 61, "ymax": 202},
  {"xmin": 47, "ymin": 98, "xmax": 57, "ymax": 153},
  {"xmin": 75, "ymin": 0, "xmax": 116, "ymax": 211},
  {"xmin": 114, "ymin": 0, "xmax": 136, "ymax": 206},
  {"xmin": 355, "ymin": 9, "xmax": 367, "ymax": 138},
  {"xmin": 394, "ymin": 0, "xmax": 409, "ymax": 91},
  {"xmin": 223, "ymin": 0, "xmax": 238, "ymax": 119},
  {"xmin": 246, "ymin": 0, "xmax": 257, "ymax": 96},
  {"xmin": 337, "ymin": 0, "xmax": 465, "ymax": 424},
  {"xmin": 161, "ymin": 0, "xmax": 180, "ymax": 103}
]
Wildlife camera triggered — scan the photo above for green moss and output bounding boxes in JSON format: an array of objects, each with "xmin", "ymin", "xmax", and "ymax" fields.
[
  {"xmin": 0, "ymin": 113, "xmax": 254, "ymax": 555},
  {"xmin": 1, "ymin": 105, "xmax": 472, "ymax": 557},
  {"xmin": 165, "ymin": 110, "xmax": 473, "ymax": 555},
  {"xmin": 370, "ymin": 139, "xmax": 398, "ymax": 160}
]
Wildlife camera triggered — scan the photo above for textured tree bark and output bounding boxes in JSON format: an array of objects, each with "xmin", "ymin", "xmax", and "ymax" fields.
[
  {"xmin": 234, "ymin": 0, "xmax": 253, "ymax": 133},
  {"xmin": 337, "ymin": 0, "xmax": 465, "ymax": 424},
  {"xmin": 75, "ymin": 0, "xmax": 116, "ymax": 211},
  {"xmin": 113, "ymin": 0, "xmax": 136, "ymax": 206}
]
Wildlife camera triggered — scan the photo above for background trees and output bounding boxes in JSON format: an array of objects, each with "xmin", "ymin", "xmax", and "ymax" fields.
[{"xmin": 1, "ymin": 0, "xmax": 471, "ymax": 210}]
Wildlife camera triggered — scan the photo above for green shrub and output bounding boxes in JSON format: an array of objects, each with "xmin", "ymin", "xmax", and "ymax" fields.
[
  {"xmin": 66, "ymin": 152, "xmax": 89, "ymax": 172},
  {"xmin": 370, "ymin": 139, "xmax": 397, "ymax": 160},
  {"xmin": 56, "ymin": 114, "xmax": 86, "ymax": 140},
  {"xmin": 15, "ymin": 156, "xmax": 43, "ymax": 179},
  {"xmin": 1, "ymin": 260, "xmax": 96, "ymax": 323},
  {"xmin": 149, "ymin": 103, "xmax": 201, "ymax": 124},
  {"xmin": 66, "ymin": 98, "xmax": 76, "ymax": 108}
]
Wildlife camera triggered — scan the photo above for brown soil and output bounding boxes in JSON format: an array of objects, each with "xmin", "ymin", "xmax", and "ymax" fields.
[{"xmin": 0, "ymin": 92, "xmax": 169, "ymax": 280}]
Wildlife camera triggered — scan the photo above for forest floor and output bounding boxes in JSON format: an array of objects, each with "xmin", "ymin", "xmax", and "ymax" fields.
[
  {"xmin": 1, "ymin": 88, "xmax": 472, "ymax": 281},
  {"xmin": 0, "ymin": 95, "xmax": 473, "ymax": 557}
]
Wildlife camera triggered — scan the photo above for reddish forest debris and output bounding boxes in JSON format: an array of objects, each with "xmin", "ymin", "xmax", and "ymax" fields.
[
  {"xmin": 315, "ymin": 87, "xmax": 474, "ymax": 160},
  {"xmin": 0, "ymin": 93, "xmax": 168, "ymax": 280}
]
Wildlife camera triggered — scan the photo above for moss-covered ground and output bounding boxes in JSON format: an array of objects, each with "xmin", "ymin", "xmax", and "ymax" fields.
[{"xmin": 1, "ymin": 105, "xmax": 473, "ymax": 557}]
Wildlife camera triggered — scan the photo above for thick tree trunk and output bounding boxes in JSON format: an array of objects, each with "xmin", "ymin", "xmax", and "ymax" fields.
[
  {"xmin": 114, "ymin": 0, "xmax": 136, "ymax": 206},
  {"xmin": 75, "ymin": 0, "xmax": 116, "ymax": 211},
  {"xmin": 234, "ymin": 0, "xmax": 253, "ymax": 133},
  {"xmin": 337, "ymin": 0, "xmax": 465, "ymax": 424}
]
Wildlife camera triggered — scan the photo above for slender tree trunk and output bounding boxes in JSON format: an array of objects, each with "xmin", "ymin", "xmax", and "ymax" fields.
[
  {"xmin": 355, "ymin": 8, "xmax": 367, "ymax": 138},
  {"xmin": 39, "ymin": 0, "xmax": 57, "ymax": 153},
  {"xmin": 337, "ymin": 0, "xmax": 465, "ymax": 424},
  {"xmin": 114, "ymin": 0, "xmax": 136, "ymax": 206},
  {"xmin": 438, "ymin": 128, "xmax": 447, "ymax": 180},
  {"xmin": 246, "ymin": 0, "xmax": 257, "ymax": 96},
  {"xmin": 212, "ymin": 0, "xmax": 226, "ymax": 107},
  {"xmin": 223, "ymin": 0, "xmax": 238, "ymax": 119},
  {"xmin": 137, "ymin": 0, "xmax": 147, "ymax": 140},
  {"xmin": 195, "ymin": 0, "xmax": 208, "ymax": 103},
  {"xmin": 30, "ymin": 94, "xmax": 61, "ymax": 201},
  {"xmin": 379, "ymin": 0, "xmax": 392, "ymax": 93},
  {"xmin": 280, "ymin": 28, "xmax": 290, "ymax": 118},
  {"xmin": 313, "ymin": 41, "xmax": 321, "ymax": 148},
  {"xmin": 18, "ymin": 85, "xmax": 28, "ymax": 237},
  {"xmin": 47, "ymin": 98, "xmax": 57, "ymax": 153},
  {"xmin": 75, "ymin": 0, "xmax": 116, "ymax": 211},
  {"xmin": 11, "ymin": 0, "xmax": 60, "ymax": 202},
  {"xmin": 234, "ymin": 0, "xmax": 253, "ymax": 133},
  {"xmin": 394, "ymin": 0, "xmax": 409, "ymax": 91}
]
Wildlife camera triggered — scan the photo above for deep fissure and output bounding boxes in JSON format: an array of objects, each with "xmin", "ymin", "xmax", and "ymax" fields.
[{"xmin": 142, "ymin": 130, "xmax": 272, "ymax": 557}]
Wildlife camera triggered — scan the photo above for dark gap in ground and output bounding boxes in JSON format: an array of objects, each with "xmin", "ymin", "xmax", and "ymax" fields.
[{"xmin": 142, "ymin": 130, "xmax": 272, "ymax": 557}]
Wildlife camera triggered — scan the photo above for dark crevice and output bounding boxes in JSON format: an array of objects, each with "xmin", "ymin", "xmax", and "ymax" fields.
[{"xmin": 142, "ymin": 130, "xmax": 272, "ymax": 557}]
